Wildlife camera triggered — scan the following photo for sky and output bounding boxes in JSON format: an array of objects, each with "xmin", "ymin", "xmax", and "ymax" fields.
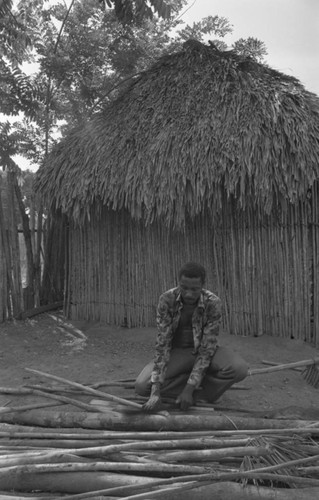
[{"xmin": 180, "ymin": 0, "xmax": 319, "ymax": 95}]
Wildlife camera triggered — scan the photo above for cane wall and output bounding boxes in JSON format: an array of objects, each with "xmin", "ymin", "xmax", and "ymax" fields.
[{"xmin": 64, "ymin": 188, "xmax": 319, "ymax": 347}]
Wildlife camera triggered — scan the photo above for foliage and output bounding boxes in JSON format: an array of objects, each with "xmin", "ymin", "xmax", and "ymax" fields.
[
  {"xmin": 100, "ymin": 0, "xmax": 172, "ymax": 24},
  {"xmin": 0, "ymin": 0, "xmax": 270, "ymax": 169},
  {"xmin": 0, "ymin": 0, "xmax": 12, "ymax": 19},
  {"xmin": 177, "ymin": 14, "xmax": 231, "ymax": 48},
  {"xmin": 232, "ymin": 37, "xmax": 268, "ymax": 62}
]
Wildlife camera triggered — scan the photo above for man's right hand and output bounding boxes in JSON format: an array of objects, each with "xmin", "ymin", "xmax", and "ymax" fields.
[{"xmin": 142, "ymin": 384, "xmax": 162, "ymax": 412}]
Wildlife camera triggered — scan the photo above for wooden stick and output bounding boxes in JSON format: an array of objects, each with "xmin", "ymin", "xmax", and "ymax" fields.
[
  {"xmin": 0, "ymin": 430, "xmax": 216, "ymax": 440},
  {"xmin": 0, "ymin": 461, "xmax": 209, "ymax": 476},
  {"xmin": 261, "ymin": 360, "xmax": 303, "ymax": 372},
  {"xmin": 249, "ymin": 357, "xmax": 319, "ymax": 375},
  {"xmin": 25, "ymin": 368, "xmax": 143, "ymax": 410},
  {"xmin": 150, "ymin": 445, "xmax": 271, "ymax": 463},
  {"xmin": 19, "ymin": 387, "xmax": 115, "ymax": 414},
  {"xmin": 0, "ymin": 401, "xmax": 62, "ymax": 414},
  {"xmin": 0, "ymin": 387, "xmax": 33, "ymax": 395}
]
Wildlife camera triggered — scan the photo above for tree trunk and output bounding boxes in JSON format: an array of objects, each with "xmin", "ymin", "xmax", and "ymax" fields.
[
  {"xmin": 7, "ymin": 171, "xmax": 23, "ymax": 318},
  {"xmin": 33, "ymin": 202, "xmax": 43, "ymax": 307},
  {"xmin": 0, "ymin": 177, "xmax": 9, "ymax": 321},
  {"xmin": 13, "ymin": 174, "xmax": 35, "ymax": 310}
]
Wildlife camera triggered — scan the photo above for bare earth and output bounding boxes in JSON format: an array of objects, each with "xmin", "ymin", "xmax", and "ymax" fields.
[{"xmin": 0, "ymin": 311, "xmax": 318, "ymax": 419}]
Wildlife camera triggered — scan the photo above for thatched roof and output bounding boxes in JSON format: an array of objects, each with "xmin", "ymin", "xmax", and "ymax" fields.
[{"xmin": 36, "ymin": 40, "xmax": 319, "ymax": 227}]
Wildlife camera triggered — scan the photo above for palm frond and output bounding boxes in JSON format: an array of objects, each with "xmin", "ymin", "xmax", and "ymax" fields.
[
  {"xmin": 0, "ymin": 0, "xmax": 13, "ymax": 19},
  {"xmin": 240, "ymin": 435, "xmax": 317, "ymax": 487}
]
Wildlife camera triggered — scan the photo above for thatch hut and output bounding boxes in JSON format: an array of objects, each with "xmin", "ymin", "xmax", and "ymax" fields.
[{"xmin": 35, "ymin": 41, "xmax": 319, "ymax": 345}]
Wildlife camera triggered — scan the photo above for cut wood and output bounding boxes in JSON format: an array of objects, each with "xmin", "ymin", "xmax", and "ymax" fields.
[
  {"xmin": 0, "ymin": 387, "xmax": 33, "ymax": 395},
  {"xmin": 0, "ymin": 429, "xmax": 213, "ymax": 440},
  {"xmin": 249, "ymin": 357, "xmax": 319, "ymax": 374},
  {"xmin": 0, "ymin": 408, "xmax": 317, "ymax": 432},
  {"xmin": 38, "ymin": 483, "xmax": 319, "ymax": 500},
  {"xmin": 0, "ymin": 470, "xmax": 156, "ymax": 494},
  {"xmin": 19, "ymin": 301, "xmax": 63, "ymax": 320},
  {"xmin": 0, "ymin": 460, "xmax": 209, "ymax": 476},
  {"xmin": 150, "ymin": 445, "xmax": 271, "ymax": 463},
  {"xmin": 121, "ymin": 483, "xmax": 319, "ymax": 500},
  {"xmin": 17, "ymin": 387, "xmax": 113, "ymax": 414},
  {"xmin": 37, "ymin": 468, "xmax": 319, "ymax": 500},
  {"xmin": 261, "ymin": 360, "xmax": 303, "ymax": 372},
  {"xmin": 25, "ymin": 368, "xmax": 143, "ymax": 410},
  {"xmin": 0, "ymin": 401, "xmax": 62, "ymax": 413},
  {"xmin": 0, "ymin": 438, "xmax": 118, "ymax": 448},
  {"xmin": 0, "ymin": 438, "xmax": 268, "ymax": 467}
]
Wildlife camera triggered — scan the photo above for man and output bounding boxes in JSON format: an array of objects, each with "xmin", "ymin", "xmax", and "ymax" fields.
[{"xmin": 135, "ymin": 262, "xmax": 248, "ymax": 411}]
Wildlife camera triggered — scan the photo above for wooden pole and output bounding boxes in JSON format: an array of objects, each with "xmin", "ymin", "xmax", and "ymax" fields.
[{"xmin": 25, "ymin": 368, "xmax": 143, "ymax": 410}]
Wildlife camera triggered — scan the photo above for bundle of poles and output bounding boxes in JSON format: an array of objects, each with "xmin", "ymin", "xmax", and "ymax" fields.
[{"xmin": 0, "ymin": 369, "xmax": 318, "ymax": 499}]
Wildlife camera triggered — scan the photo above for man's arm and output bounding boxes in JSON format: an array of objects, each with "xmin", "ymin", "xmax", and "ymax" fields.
[
  {"xmin": 174, "ymin": 295, "xmax": 222, "ymax": 411},
  {"xmin": 143, "ymin": 293, "xmax": 173, "ymax": 411},
  {"xmin": 187, "ymin": 295, "xmax": 222, "ymax": 389}
]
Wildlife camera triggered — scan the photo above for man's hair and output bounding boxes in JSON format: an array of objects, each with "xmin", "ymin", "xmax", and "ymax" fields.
[{"xmin": 178, "ymin": 262, "xmax": 206, "ymax": 284}]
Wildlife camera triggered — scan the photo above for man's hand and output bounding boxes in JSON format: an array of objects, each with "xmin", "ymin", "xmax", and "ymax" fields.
[
  {"xmin": 142, "ymin": 384, "xmax": 162, "ymax": 412},
  {"xmin": 176, "ymin": 383, "xmax": 195, "ymax": 411}
]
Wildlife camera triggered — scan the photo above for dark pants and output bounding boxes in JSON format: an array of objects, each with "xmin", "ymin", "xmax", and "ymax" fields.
[{"xmin": 135, "ymin": 346, "xmax": 248, "ymax": 403}]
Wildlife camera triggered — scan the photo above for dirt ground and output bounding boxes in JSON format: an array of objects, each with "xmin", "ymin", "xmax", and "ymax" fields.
[{"xmin": 0, "ymin": 310, "xmax": 319, "ymax": 419}]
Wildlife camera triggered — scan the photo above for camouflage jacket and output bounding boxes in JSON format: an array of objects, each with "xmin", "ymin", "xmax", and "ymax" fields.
[{"xmin": 151, "ymin": 287, "xmax": 222, "ymax": 389}]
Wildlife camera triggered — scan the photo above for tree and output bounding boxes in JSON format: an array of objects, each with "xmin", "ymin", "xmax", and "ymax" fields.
[{"xmin": 0, "ymin": 0, "xmax": 269, "ymax": 316}]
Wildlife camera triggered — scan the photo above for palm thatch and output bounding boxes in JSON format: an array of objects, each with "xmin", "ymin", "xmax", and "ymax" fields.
[{"xmin": 35, "ymin": 40, "xmax": 319, "ymax": 228}]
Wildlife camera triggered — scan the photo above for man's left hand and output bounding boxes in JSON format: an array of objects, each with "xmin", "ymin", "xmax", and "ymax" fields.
[{"xmin": 176, "ymin": 384, "xmax": 195, "ymax": 411}]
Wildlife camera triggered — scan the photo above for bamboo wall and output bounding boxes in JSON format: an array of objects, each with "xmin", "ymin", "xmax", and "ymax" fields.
[{"xmin": 65, "ymin": 185, "xmax": 319, "ymax": 347}]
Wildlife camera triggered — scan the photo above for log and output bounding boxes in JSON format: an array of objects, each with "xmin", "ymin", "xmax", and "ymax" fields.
[
  {"xmin": 1, "ymin": 422, "xmax": 318, "ymax": 438},
  {"xmin": 0, "ymin": 409, "xmax": 317, "ymax": 431},
  {"xmin": 0, "ymin": 483, "xmax": 316, "ymax": 500},
  {"xmin": 120, "ymin": 483, "xmax": 319, "ymax": 500},
  {"xmin": 0, "ymin": 470, "xmax": 156, "ymax": 494},
  {"xmin": 35, "ymin": 469, "xmax": 319, "ymax": 500},
  {"xmin": 19, "ymin": 300, "xmax": 63, "ymax": 319}
]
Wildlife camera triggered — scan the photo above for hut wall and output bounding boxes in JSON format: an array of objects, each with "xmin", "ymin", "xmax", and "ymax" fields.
[
  {"xmin": 65, "ymin": 190, "xmax": 319, "ymax": 347},
  {"xmin": 65, "ymin": 210, "xmax": 220, "ymax": 327}
]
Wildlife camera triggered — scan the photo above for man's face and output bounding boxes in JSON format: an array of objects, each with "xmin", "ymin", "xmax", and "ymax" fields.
[{"xmin": 179, "ymin": 275, "xmax": 203, "ymax": 305}]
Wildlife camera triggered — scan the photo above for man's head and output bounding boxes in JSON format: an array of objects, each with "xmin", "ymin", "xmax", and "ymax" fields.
[{"xmin": 178, "ymin": 262, "xmax": 206, "ymax": 305}]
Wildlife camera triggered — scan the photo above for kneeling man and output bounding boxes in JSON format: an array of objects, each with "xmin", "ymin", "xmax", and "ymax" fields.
[{"xmin": 135, "ymin": 262, "xmax": 248, "ymax": 411}]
